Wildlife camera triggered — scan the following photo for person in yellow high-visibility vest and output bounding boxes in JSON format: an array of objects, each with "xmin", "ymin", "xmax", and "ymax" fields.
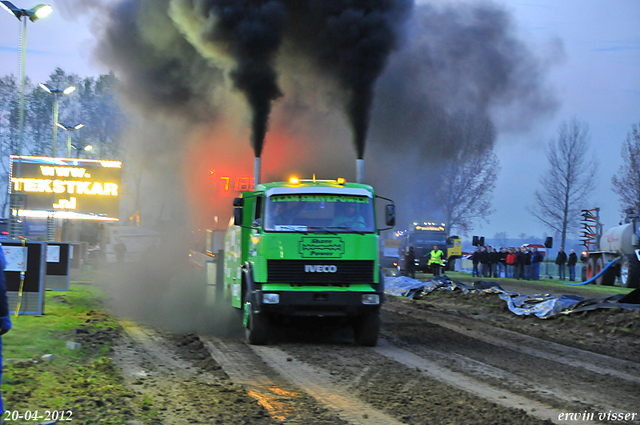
[{"xmin": 428, "ymin": 244, "xmax": 445, "ymax": 276}]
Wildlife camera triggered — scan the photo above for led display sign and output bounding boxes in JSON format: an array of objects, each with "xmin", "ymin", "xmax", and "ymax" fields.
[
  {"xmin": 10, "ymin": 156, "xmax": 122, "ymax": 220},
  {"xmin": 218, "ymin": 176, "xmax": 255, "ymax": 191}
]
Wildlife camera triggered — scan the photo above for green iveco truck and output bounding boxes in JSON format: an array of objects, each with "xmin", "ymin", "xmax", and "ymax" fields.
[{"xmin": 223, "ymin": 177, "xmax": 395, "ymax": 346}]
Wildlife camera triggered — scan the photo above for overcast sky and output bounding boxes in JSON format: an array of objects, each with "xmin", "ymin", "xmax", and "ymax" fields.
[{"xmin": 1, "ymin": 0, "xmax": 638, "ymax": 243}]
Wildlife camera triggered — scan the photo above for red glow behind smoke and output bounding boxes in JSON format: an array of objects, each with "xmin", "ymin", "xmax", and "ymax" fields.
[{"xmin": 181, "ymin": 123, "xmax": 308, "ymax": 232}]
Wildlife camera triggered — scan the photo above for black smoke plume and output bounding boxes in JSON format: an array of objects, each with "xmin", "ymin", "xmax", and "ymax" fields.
[
  {"xmin": 281, "ymin": 0, "xmax": 413, "ymax": 159},
  {"xmin": 97, "ymin": 0, "xmax": 411, "ymax": 160},
  {"xmin": 189, "ymin": 0, "xmax": 288, "ymax": 158}
]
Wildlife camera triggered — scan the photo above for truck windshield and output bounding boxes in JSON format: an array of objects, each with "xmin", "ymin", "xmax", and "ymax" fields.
[{"xmin": 264, "ymin": 194, "xmax": 375, "ymax": 233}]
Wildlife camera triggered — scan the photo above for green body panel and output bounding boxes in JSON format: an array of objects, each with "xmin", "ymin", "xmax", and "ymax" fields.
[
  {"xmin": 223, "ymin": 180, "xmax": 383, "ymax": 311},
  {"xmin": 250, "ymin": 232, "xmax": 379, "ymax": 283}
]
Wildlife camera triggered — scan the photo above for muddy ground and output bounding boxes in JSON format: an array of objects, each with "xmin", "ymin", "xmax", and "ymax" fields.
[{"xmin": 8, "ymin": 274, "xmax": 640, "ymax": 424}]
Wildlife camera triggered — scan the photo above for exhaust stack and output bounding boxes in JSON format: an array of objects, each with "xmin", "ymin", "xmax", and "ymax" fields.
[
  {"xmin": 356, "ymin": 159, "xmax": 364, "ymax": 184},
  {"xmin": 254, "ymin": 157, "xmax": 261, "ymax": 186}
]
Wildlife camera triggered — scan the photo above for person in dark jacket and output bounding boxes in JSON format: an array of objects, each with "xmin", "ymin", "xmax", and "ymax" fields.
[
  {"xmin": 523, "ymin": 247, "xmax": 533, "ymax": 280},
  {"xmin": 0, "ymin": 244, "xmax": 12, "ymax": 416},
  {"xmin": 479, "ymin": 246, "xmax": 490, "ymax": 277},
  {"xmin": 531, "ymin": 247, "xmax": 544, "ymax": 281},
  {"xmin": 515, "ymin": 247, "xmax": 525, "ymax": 279},
  {"xmin": 498, "ymin": 248, "xmax": 508, "ymax": 278},
  {"xmin": 567, "ymin": 249, "xmax": 578, "ymax": 281},
  {"xmin": 490, "ymin": 248, "xmax": 501, "ymax": 278},
  {"xmin": 471, "ymin": 248, "xmax": 481, "ymax": 277},
  {"xmin": 485, "ymin": 245, "xmax": 493, "ymax": 277},
  {"xmin": 555, "ymin": 247, "xmax": 568, "ymax": 280},
  {"xmin": 405, "ymin": 246, "xmax": 416, "ymax": 279}
]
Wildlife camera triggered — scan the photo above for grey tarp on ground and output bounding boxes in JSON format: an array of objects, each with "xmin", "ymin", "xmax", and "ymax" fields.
[{"xmin": 384, "ymin": 275, "xmax": 640, "ymax": 319}]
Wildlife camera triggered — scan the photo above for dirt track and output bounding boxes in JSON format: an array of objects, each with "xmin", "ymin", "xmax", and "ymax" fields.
[{"xmin": 107, "ymin": 276, "xmax": 640, "ymax": 425}]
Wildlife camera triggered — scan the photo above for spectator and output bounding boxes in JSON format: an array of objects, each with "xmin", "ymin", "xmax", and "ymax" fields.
[
  {"xmin": 516, "ymin": 247, "xmax": 525, "ymax": 279},
  {"xmin": 405, "ymin": 246, "xmax": 416, "ymax": 279},
  {"xmin": 480, "ymin": 246, "xmax": 490, "ymax": 278},
  {"xmin": 506, "ymin": 248, "xmax": 517, "ymax": 278},
  {"xmin": 555, "ymin": 247, "xmax": 567, "ymax": 280},
  {"xmin": 498, "ymin": 248, "xmax": 507, "ymax": 278},
  {"xmin": 490, "ymin": 248, "xmax": 501, "ymax": 278},
  {"xmin": 568, "ymin": 249, "xmax": 578, "ymax": 281},
  {"xmin": 486, "ymin": 245, "xmax": 494, "ymax": 277},
  {"xmin": 471, "ymin": 248, "xmax": 481, "ymax": 277},
  {"xmin": 531, "ymin": 247, "xmax": 544, "ymax": 281},
  {"xmin": 523, "ymin": 247, "xmax": 533, "ymax": 280}
]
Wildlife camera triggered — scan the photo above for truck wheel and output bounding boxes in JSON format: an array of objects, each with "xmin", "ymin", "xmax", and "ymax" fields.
[
  {"xmin": 595, "ymin": 257, "xmax": 615, "ymax": 286},
  {"xmin": 243, "ymin": 294, "xmax": 269, "ymax": 345},
  {"xmin": 353, "ymin": 311, "xmax": 380, "ymax": 347},
  {"xmin": 620, "ymin": 254, "xmax": 640, "ymax": 288},
  {"xmin": 587, "ymin": 258, "xmax": 597, "ymax": 280}
]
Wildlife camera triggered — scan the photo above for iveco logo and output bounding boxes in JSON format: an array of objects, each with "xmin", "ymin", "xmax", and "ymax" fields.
[{"xmin": 305, "ymin": 265, "xmax": 338, "ymax": 273}]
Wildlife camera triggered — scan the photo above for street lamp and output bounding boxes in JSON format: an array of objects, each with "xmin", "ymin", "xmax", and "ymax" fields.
[
  {"xmin": 70, "ymin": 143, "xmax": 92, "ymax": 159},
  {"xmin": 2, "ymin": 1, "xmax": 53, "ymax": 239},
  {"xmin": 56, "ymin": 122, "xmax": 84, "ymax": 157},
  {"xmin": 40, "ymin": 83, "xmax": 76, "ymax": 157},
  {"xmin": 1, "ymin": 1, "xmax": 53, "ymax": 157}
]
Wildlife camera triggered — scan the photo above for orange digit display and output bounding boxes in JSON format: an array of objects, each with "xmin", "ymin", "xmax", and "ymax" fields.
[
  {"xmin": 220, "ymin": 176, "xmax": 230, "ymax": 190},
  {"xmin": 218, "ymin": 176, "xmax": 254, "ymax": 191}
]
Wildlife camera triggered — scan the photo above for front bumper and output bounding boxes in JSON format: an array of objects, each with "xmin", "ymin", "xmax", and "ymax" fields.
[{"xmin": 251, "ymin": 288, "xmax": 383, "ymax": 317}]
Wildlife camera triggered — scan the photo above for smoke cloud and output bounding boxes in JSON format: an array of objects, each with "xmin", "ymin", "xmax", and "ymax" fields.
[
  {"xmin": 85, "ymin": 0, "xmax": 560, "ymax": 332},
  {"xmin": 281, "ymin": 0, "xmax": 413, "ymax": 159}
]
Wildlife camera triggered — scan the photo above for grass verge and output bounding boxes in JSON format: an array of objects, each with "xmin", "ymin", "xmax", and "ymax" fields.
[
  {"xmin": 2, "ymin": 284, "xmax": 142, "ymax": 424},
  {"xmin": 431, "ymin": 271, "xmax": 635, "ymax": 297}
]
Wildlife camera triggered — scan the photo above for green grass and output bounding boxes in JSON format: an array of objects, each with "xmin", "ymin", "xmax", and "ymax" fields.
[
  {"xmin": 4, "ymin": 284, "xmax": 118, "ymax": 360},
  {"xmin": 1, "ymin": 284, "xmax": 139, "ymax": 424},
  {"xmin": 442, "ymin": 271, "xmax": 636, "ymax": 296}
]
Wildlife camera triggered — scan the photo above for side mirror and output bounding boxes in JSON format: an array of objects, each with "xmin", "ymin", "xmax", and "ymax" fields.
[
  {"xmin": 233, "ymin": 208, "xmax": 243, "ymax": 226},
  {"xmin": 385, "ymin": 204, "xmax": 396, "ymax": 227},
  {"xmin": 233, "ymin": 197, "xmax": 244, "ymax": 207}
]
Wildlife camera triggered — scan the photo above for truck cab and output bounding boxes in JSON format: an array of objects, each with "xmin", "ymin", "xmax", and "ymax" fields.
[{"xmin": 223, "ymin": 178, "xmax": 395, "ymax": 346}]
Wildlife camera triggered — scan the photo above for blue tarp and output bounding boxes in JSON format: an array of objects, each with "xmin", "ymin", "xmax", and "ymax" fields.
[{"xmin": 384, "ymin": 275, "xmax": 640, "ymax": 319}]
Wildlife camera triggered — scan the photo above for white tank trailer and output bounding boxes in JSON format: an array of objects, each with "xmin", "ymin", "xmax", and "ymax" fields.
[{"xmin": 583, "ymin": 212, "xmax": 640, "ymax": 288}]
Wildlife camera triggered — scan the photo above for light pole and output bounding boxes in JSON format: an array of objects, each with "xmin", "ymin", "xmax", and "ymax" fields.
[
  {"xmin": 56, "ymin": 122, "xmax": 84, "ymax": 157},
  {"xmin": 40, "ymin": 83, "xmax": 75, "ymax": 157},
  {"xmin": 2, "ymin": 1, "xmax": 52, "ymax": 239},
  {"xmin": 71, "ymin": 143, "xmax": 92, "ymax": 159},
  {"xmin": 1, "ymin": 2, "xmax": 53, "ymax": 157}
]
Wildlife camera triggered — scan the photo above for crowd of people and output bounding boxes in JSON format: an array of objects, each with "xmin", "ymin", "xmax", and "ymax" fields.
[{"xmin": 469, "ymin": 246, "xmax": 579, "ymax": 281}]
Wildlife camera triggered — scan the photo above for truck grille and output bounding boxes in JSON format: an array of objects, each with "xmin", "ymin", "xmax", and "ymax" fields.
[{"xmin": 267, "ymin": 260, "xmax": 374, "ymax": 284}]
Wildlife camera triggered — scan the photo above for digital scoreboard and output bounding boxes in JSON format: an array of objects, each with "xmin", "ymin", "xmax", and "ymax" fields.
[{"xmin": 10, "ymin": 156, "xmax": 122, "ymax": 220}]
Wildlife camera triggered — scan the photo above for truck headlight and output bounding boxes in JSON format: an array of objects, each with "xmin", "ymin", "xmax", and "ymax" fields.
[
  {"xmin": 263, "ymin": 293, "xmax": 280, "ymax": 304},
  {"xmin": 362, "ymin": 294, "xmax": 380, "ymax": 305}
]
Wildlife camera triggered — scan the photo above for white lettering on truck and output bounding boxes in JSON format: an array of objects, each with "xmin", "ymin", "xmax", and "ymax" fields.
[{"xmin": 305, "ymin": 265, "xmax": 338, "ymax": 273}]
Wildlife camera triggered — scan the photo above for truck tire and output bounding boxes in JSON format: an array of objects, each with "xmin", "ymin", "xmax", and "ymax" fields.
[
  {"xmin": 243, "ymin": 292, "xmax": 269, "ymax": 345},
  {"xmin": 587, "ymin": 257, "xmax": 597, "ymax": 280},
  {"xmin": 595, "ymin": 257, "xmax": 615, "ymax": 286},
  {"xmin": 620, "ymin": 254, "xmax": 640, "ymax": 288},
  {"xmin": 353, "ymin": 311, "xmax": 380, "ymax": 347}
]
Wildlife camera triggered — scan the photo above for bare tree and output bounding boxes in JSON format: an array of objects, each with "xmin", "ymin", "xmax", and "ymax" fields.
[
  {"xmin": 611, "ymin": 122, "xmax": 640, "ymax": 214},
  {"xmin": 434, "ymin": 113, "xmax": 500, "ymax": 235},
  {"xmin": 494, "ymin": 231, "xmax": 508, "ymax": 247},
  {"xmin": 530, "ymin": 118, "xmax": 598, "ymax": 248}
]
